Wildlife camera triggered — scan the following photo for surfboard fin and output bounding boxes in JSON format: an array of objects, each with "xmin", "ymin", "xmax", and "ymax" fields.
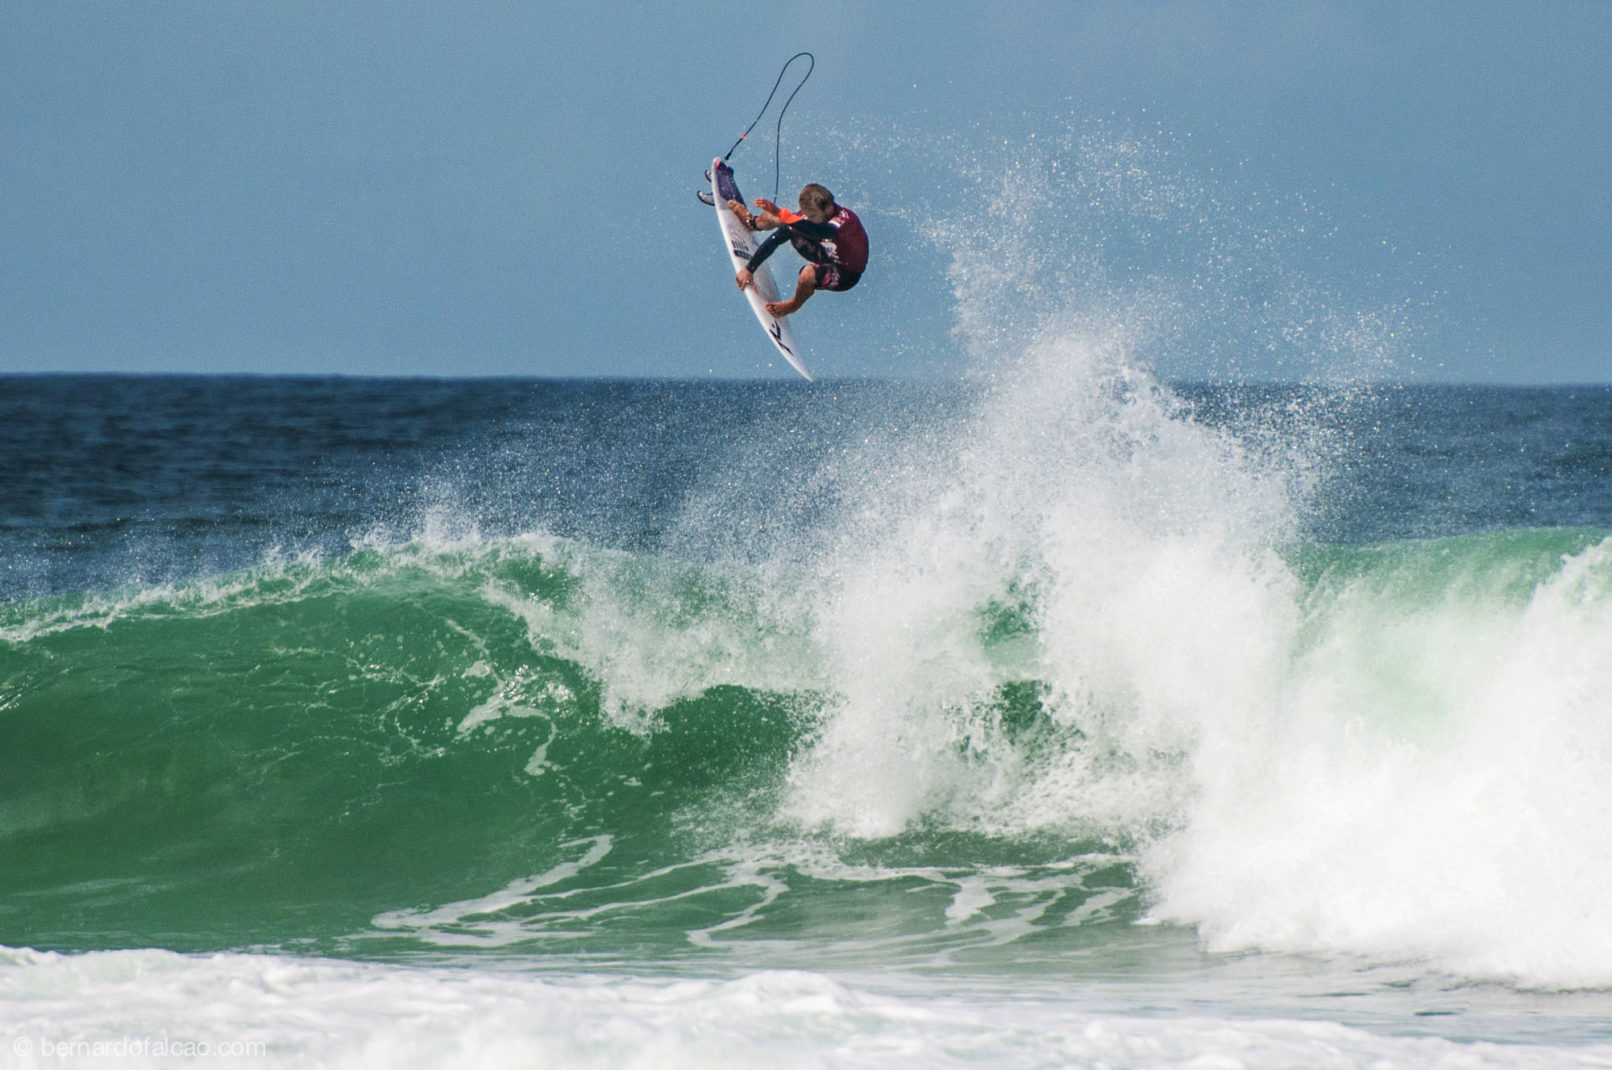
[{"xmin": 696, "ymin": 190, "xmax": 716, "ymax": 206}]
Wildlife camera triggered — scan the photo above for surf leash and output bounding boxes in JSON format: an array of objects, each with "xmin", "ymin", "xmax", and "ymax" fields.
[{"xmin": 721, "ymin": 52, "xmax": 815, "ymax": 202}]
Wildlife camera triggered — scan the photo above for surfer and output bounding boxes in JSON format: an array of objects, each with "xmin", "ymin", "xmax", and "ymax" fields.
[{"xmin": 729, "ymin": 184, "xmax": 868, "ymax": 318}]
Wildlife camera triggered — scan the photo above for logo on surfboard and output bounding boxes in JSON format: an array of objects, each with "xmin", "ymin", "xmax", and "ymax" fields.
[{"xmin": 767, "ymin": 320, "xmax": 794, "ymax": 355}]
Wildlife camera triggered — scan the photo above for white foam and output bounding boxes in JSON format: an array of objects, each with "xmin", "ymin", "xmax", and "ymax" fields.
[
  {"xmin": 1, "ymin": 947, "xmax": 1605, "ymax": 1069},
  {"xmin": 478, "ymin": 541, "xmax": 822, "ymax": 728},
  {"xmin": 1148, "ymin": 537, "xmax": 1612, "ymax": 989},
  {"xmin": 372, "ymin": 835, "xmax": 614, "ymax": 940}
]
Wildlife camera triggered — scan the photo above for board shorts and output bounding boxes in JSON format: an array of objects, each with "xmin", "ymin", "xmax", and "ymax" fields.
[
  {"xmin": 812, "ymin": 262, "xmax": 862, "ymax": 292},
  {"xmin": 787, "ymin": 234, "xmax": 862, "ymax": 292}
]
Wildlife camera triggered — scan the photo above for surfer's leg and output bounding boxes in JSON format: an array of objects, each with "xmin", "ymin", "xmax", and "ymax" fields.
[{"xmin": 766, "ymin": 265, "xmax": 819, "ymax": 318}]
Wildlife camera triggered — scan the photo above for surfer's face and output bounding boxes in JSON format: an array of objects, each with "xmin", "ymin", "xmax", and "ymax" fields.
[{"xmin": 798, "ymin": 201, "xmax": 834, "ymax": 224}]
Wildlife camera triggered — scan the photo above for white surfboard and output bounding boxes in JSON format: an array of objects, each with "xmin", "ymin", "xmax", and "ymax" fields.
[{"xmin": 711, "ymin": 157, "xmax": 811, "ymax": 381}]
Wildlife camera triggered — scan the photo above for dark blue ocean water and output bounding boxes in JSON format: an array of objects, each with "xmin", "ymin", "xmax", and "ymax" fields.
[{"xmin": 4, "ymin": 376, "xmax": 1609, "ymax": 603}]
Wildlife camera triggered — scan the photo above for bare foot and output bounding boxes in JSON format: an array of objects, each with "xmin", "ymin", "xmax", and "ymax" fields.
[{"xmin": 765, "ymin": 300, "xmax": 800, "ymax": 318}]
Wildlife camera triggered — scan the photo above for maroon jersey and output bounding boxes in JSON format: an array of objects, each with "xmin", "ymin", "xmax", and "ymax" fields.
[
  {"xmin": 818, "ymin": 205, "xmax": 869, "ymax": 273},
  {"xmin": 747, "ymin": 204, "xmax": 869, "ymax": 275}
]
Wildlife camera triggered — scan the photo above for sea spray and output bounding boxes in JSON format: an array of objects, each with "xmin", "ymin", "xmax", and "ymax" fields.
[
  {"xmin": 779, "ymin": 316, "xmax": 1299, "ymax": 837},
  {"xmin": 778, "ymin": 122, "xmax": 1311, "ymax": 844},
  {"xmin": 767, "ymin": 122, "xmax": 1612, "ymax": 990}
]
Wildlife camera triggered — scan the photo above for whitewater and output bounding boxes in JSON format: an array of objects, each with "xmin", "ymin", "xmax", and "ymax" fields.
[{"xmin": 3, "ymin": 125, "xmax": 1612, "ymax": 1067}]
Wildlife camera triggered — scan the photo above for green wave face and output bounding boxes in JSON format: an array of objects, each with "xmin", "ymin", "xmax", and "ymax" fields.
[
  {"xmin": 0, "ymin": 542, "xmax": 801, "ymax": 950},
  {"xmin": 3, "ymin": 528, "xmax": 1607, "ymax": 972},
  {"xmin": 0, "ymin": 539, "xmax": 1131, "ymax": 964}
]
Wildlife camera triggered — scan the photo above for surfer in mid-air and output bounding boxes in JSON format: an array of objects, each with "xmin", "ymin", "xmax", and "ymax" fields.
[{"xmin": 728, "ymin": 184, "xmax": 868, "ymax": 318}]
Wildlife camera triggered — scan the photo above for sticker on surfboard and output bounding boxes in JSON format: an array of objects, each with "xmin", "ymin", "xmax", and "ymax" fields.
[{"xmin": 710, "ymin": 157, "xmax": 811, "ymax": 381}]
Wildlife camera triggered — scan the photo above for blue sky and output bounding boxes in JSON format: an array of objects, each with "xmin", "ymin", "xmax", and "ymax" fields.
[{"xmin": 2, "ymin": 2, "xmax": 1608, "ymax": 382}]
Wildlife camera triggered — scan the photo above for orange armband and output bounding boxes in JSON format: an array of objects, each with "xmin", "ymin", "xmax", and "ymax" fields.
[{"xmin": 755, "ymin": 198, "xmax": 804, "ymax": 225}]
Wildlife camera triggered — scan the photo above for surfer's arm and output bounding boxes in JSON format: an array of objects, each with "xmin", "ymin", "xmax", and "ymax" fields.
[{"xmin": 780, "ymin": 218, "xmax": 837, "ymax": 241}]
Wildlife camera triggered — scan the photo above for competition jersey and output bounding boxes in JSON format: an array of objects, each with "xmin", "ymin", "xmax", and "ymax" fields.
[{"xmin": 747, "ymin": 205, "xmax": 869, "ymax": 275}]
